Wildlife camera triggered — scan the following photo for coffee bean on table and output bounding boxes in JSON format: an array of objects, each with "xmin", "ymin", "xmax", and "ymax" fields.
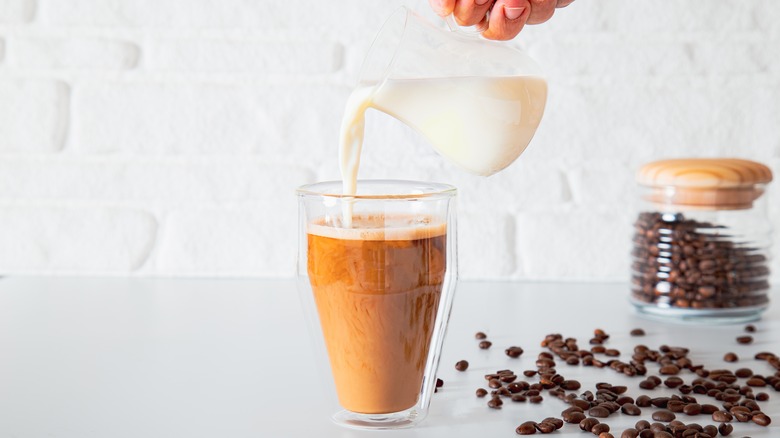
[
  {"xmin": 736, "ymin": 335, "xmax": 753, "ymax": 344},
  {"xmin": 511, "ymin": 394, "xmax": 526, "ymax": 402},
  {"xmin": 476, "ymin": 388, "xmax": 488, "ymax": 398},
  {"xmin": 589, "ymin": 406, "xmax": 611, "ymax": 418},
  {"xmin": 630, "ymin": 328, "xmax": 646, "ymax": 336},
  {"xmin": 455, "ymin": 360, "xmax": 469, "ymax": 371},
  {"xmin": 712, "ymin": 410, "xmax": 732, "ymax": 422},
  {"xmin": 652, "ymin": 410, "xmax": 675, "ymax": 422},
  {"xmin": 752, "ymin": 412, "xmax": 772, "ymax": 426},
  {"xmin": 718, "ymin": 422, "xmax": 733, "ymax": 436},
  {"xmin": 516, "ymin": 421, "xmax": 537, "ymax": 435},
  {"xmin": 682, "ymin": 403, "xmax": 701, "ymax": 415},
  {"xmin": 621, "ymin": 403, "xmax": 641, "ymax": 416},
  {"xmin": 734, "ymin": 367, "xmax": 753, "ymax": 378},
  {"xmin": 535, "ymin": 421, "xmax": 555, "ymax": 434},
  {"xmin": 436, "ymin": 378, "xmax": 444, "ymax": 388},
  {"xmin": 479, "ymin": 340, "xmax": 492, "ymax": 349},
  {"xmin": 756, "ymin": 391, "xmax": 770, "ymax": 401},
  {"xmin": 579, "ymin": 417, "xmax": 600, "ymax": 431},
  {"xmin": 542, "ymin": 418, "xmax": 563, "ymax": 429},
  {"xmin": 592, "ymin": 423, "xmax": 610, "ymax": 435},
  {"xmin": 745, "ymin": 324, "xmax": 756, "ymax": 332},
  {"xmin": 475, "ymin": 331, "xmax": 487, "ymax": 339},
  {"xmin": 564, "ymin": 412, "xmax": 586, "ymax": 424},
  {"xmin": 506, "ymin": 346, "xmax": 524, "ymax": 358},
  {"xmin": 635, "ymin": 395, "xmax": 651, "ymax": 407},
  {"xmin": 659, "ymin": 365, "xmax": 680, "ymax": 375},
  {"xmin": 487, "ymin": 396, "xmax": 503, "ymax": 409},
  {"xmin": 723, "ymin": 352, "xmax": 738, "ymax": 362},
  {"xmin": 620, "ymin": 428, "xmax": 638, "ymax": 438}
]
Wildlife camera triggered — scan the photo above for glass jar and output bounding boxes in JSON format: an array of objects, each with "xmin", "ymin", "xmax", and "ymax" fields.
[{"xmin": 630, "ymin": 158, "xmax": 774, "ymax": 322}]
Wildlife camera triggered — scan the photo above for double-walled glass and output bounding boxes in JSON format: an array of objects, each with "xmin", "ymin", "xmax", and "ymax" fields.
[{"xmin": 297, "ymin": 180, "xmax": 457, "ymax": 429}]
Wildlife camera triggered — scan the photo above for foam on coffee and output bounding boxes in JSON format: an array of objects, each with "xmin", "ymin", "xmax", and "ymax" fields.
[{"xmin": 308, "ymin": 214, "xmax": 446, "ymax": 241}]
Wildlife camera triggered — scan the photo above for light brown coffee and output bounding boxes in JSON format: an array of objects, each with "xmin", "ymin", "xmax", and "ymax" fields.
[{"xmin": 307, "ymin": 214, "xmax": 447, "ymax": 414}]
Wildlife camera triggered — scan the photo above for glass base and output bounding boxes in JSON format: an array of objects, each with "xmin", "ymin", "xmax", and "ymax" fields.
[
  {"xmin": 631, "ymin": 299, "xmax": 768, "ymax": 324},
  {"xmin": 332, "ymin": 407, "xmax": 426, "ymax": 430}
]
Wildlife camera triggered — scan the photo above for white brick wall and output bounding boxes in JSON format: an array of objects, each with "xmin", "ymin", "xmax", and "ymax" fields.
[{"xmin": 0, "ymin": 0, "xmax": 778, "ymax": 282}]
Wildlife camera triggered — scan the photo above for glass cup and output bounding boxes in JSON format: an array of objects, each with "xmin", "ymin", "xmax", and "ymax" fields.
[{"xmin": 297, "ymin": 180, "xmax": 458, "ymax": 429}]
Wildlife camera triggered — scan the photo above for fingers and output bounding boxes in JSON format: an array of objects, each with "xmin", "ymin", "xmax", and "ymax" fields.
[
  {"xmin": 439, "ymin": 0, "xmax": 572, "ymax": 40},
  {"xmin": 429, "ymin": 0, "xmax": 456, "ymax": 16},
  {"xmin": 452, "ymin": 0, "xmax": 493, "ymax": 27},
  {"xmin": 481, "ymin": 0, "xmax": 530, "ymax": 41},
  {"xmin": 527, "ymin": 0, "xmax": 556, "ymax": 25}
]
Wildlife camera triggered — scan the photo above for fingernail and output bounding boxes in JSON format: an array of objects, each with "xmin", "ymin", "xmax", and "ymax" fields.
[{"xmin": 504, "ymin": 6, "xmax": 525, "ymax": 20}]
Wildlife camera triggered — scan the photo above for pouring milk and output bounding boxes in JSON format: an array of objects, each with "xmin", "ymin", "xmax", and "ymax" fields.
[{"xmin": 339, "ymin": 75, "xmax": 547, "ymax": 227}]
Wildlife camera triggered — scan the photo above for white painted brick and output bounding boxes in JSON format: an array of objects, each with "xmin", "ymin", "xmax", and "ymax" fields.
[
  {"xmin": 148, "ymin": 39, "xmax": 341, "ymax": 74},
  {"xmin": 515, "ymin": 207, "xmax": 633, "ymax": 279},
  {"xmin": 72, "ymin": 83, "xmax": 347, "ymax": 157},
  {"xmin": 72, "ymin": 83, "xmax": 275, "ymax": 155},
  {"xmin": 11, "ymin": 37, "xmax": 140, "ymax": 70},
  {"xmin": 0, "ymin": 79, "xmax": 68, "ymax": 153},
  {"xmin": 458, "ymin": 211, "xmax": 517, "ymax": 279},
  {"xmin": 0, "ymin": 203, "xmax": 157, "ymax": 273},
  {"xmin": 156, "ymin": 203, "xmax": 297, "ymax": 276},
  {"xmin": 38, "ymin": 0, "xmax": 390, "ymax": 29},
  {"xmin": 568, "ymin": 160, "xmax": 636, "ymax": 206},
  {"xmin": 611, "ymin": 0, "xmax": 764, "ymax": 33},
  {"xmin": 0, "ymin": 157, "xmax": 315, "ymax": 204},
  {"xmin": 528, "ymin": 40, "xmax": 764, "ymax": 78},
  {"xmin": 0, "ymin": 0, "xmax": 34, "ymax": 23}
]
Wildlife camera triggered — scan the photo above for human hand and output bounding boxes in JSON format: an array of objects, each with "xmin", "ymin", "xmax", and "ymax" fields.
[{"xmin": 429, "ymin": 0, "xmax": 574, "ymax": 41}]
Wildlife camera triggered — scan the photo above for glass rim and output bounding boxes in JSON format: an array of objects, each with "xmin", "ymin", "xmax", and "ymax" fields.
[{"xmin": 296, "ymin": 179, "xmax": 457, "ymax": 200}]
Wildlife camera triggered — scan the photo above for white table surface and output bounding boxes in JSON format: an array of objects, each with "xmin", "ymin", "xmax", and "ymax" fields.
[{"xmin": 0, "ymin": 277, "xmax": 778, "ymax": 438}]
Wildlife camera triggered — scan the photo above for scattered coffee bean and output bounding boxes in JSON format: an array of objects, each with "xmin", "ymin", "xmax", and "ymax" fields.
[
  {"xmin": 479, "ymin": 340, "xmax": 492, "ymax": 349},
  {"xmin": 712, "ymin": 410, "xmax": 732, "ymax": 422},
  {"xmin": 476, "ymin": 388, "xmax": 487, "ymax": 398},
  {"xmin": 511, "ymin": 394, "xmax": 526, "ymax": 402},
  {"xmin": 736, "ymin": 335, "xmax": 753, "ymax": 344},
  {"xmin": 746, "ymin": 376, "xmax": 766, "ymax": 387},
  {"xmin": 436, "ymin": 378, "xmax": 444, "ymax": 388},
  {"xmin": 652, "ymin": 410, "xmax": 675, "ymax": 422},
  {"xmin": 529, "ymin": 395, "xmax": 543, "ymax": 404},
  {"xmin": 535, "ymin": 421, "xmax": 555, "ymax": 434},
  {"xmin": 752, "ymin": 412, "xmax": 771, "ymax": 426},
  {"xmin": 565, "ymin": 412, "xmax": 587, "ymax": 424},
  {"xmin": 598, "ymin": 433, "xmax": 614, "ymax": 438},
  {"xmin": 455, "ymin": 360, "xmax": 469, "ymax": 371},
  {"xmin": 542, "ymin": 418, "xmax": 563, "ymax": 429},
  {"xmin": 635, "ymin": 395, "xmax": 652, "ymax": 407},
  {"xmin": 745, "ymin": 324, "xmax": 756, "ymax": 333},
  {"xmin": 506, "ymin": 346, "xmax": 524, "ymax": 358},
  {"xmin": 487, "ymin": 396, "xmax": 503, "ymax": 409},
  {"xmin": 635, "ymin": 420, "xmax": 650, "ymax": 431},
  {"xmin": 523, "ymin": 370, "xmax": 537, "ymax": 377},
  {"xmin": 475, "ymin": 331, "xmax": 487, "ymax": 339},
  {"xmin": 580, "ymin": 417, "xmax": 600, "ymax": 431},
  {"xmin": 682, "ymin": 403, "xmax": 701, "ymax": 415},
  {"xmin": 659, "ymin": 365, "xmax": 680, "ymax": 375},
  {"xmin": 621, "ymin": 403, "xmax": 641, "ymax": 416},
  {"xmin": 620, "ymin": 428, "xmax": 639, "ymax": 438},
  {"xmin": 756, "ymin": 391, "xmax": 769, "ymax": 401},
  {"xmin": 717, "ymin": 422, "xmax": 733, "ymax": 436},
  {"xmin": 516, "ymin": 421, "xmax": 536, "ymax": 435},
  {"xmin": 589, "ymin": 406, "xmax": 611, "ymax": 418},
  {"xmin": 630, "ymin": 328, "xmax": 646, "ymax": 336},
  {"xmin": 734, "ymin": 367, "xmax": 752, "ymax": 378},
  {"xmin": 723, "ymin": 352, "xmax": 738, "ymax": 362},
  {"xmin": 592, "ymin": 423, "xmax": 610, "ymax": 435}
]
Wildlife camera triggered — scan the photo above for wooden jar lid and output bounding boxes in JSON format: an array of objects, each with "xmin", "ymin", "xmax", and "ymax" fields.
[{"xmin": 637, "ymin": 158, "xmax": 773, "ymax": 209}]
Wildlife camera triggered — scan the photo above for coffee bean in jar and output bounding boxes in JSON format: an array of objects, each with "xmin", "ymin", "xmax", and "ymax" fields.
[{"xmin": 631, "ymin": 158, "xmax": 773, "ymax": 321}]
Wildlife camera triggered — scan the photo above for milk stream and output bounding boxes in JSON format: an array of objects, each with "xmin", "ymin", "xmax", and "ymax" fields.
[{"xmin": 339, "ymin": 76, "xmax": 548, "ymax": 227}]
